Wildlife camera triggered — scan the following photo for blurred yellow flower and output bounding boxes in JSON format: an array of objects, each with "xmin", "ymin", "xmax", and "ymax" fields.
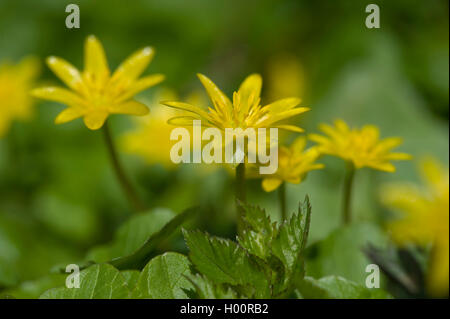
[
  {"xmin": 381, "ymin": 158, "xmax": 449, "ymax": 297},
  {"xmin": 259, "ymin": 137, "xmax": 324, "ymax": 192},
  {"xmin": 121, "ymin": 89, "xmax": 180, "ymax": 168},
  {"xmin": 0, "ymin": 57, "xmax": 40, "ymax": 137},
  {"xmin": 265, "ymin": 53, "xmax": 305, "ymax": 102},
  {"xmin": 31, "ymin": 35, "xmax": 164, "ymax": 130},
  {"xmin": 162, "ymin": 73, "xmax": 309, "ymax": 132},
  {"xmin": 309, "ymin": 119, "xmax": 411, "ymax": 172}
]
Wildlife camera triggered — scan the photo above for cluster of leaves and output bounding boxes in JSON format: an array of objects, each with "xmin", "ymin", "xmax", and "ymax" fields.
[
  {"xmin": 184, "ymin": 197, "xmax": 390, "ymax": 299},
  {"xmin": 185, "ymin": 198, "xmax": 312, "ymax": 298},
  {"xmin": 8, "ymin": 197, "xmax": 390, "ymax": 299}
]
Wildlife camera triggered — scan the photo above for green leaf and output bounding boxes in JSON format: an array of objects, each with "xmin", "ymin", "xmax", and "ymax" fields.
[
  {"xmin": 86, "ymin": 208, "xmax": 176, "ymax": 263},
  {"xmin": 271, "ymin": 197, "xmax": 311, "ymax": 287},
  {"xmin": 131, "ymin": 252, "xmax": 193, "ymax": 299},
  {"xmin": 238, "ymin": 203, "xmax": 277, "ymax": 260},
  {"xmin": 120, "ymin": 270, "xmax": 140, "ymax": 291},
  {"xmin": 186, "ymin": 273, "xmax": 238, "ymax": 299},
  {"xmin": 298, "ymin": 276, "xmax": 392, "ymax": 299},
  {"xmin": 33, "ymin": 192, "xmax": 99, "ymax": 245},
  {"xmin": 109, "ymin": 207, "xmax": 198, "ymax": 270},
  {"xmin": 306, "ymin": 222, "xmax": 389, "ymax": 285},
  {"xmin": 183, "ymin": 229, "xmax": 269, "ymax": 297},
  {"xmin": 40, "ymin": 264, "xmax": 133, "ymax": 299},
  {"xmin": 0, "ymin": 274, "xmax": 66, "ymax": 299}
]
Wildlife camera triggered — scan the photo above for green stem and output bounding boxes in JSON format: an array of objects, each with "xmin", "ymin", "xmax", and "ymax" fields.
[
  {"xmin": 342, "ymin": 162, "xmax": 355, "ymax": 225},
  {"xmin": 278, "ymin": 182, "xmax": 287, "ymax": 221},
  {"xmin": 235, "ymin": 162, "xmax": 246, "ymax": 234},
  {"xmin": 102, "ymin": 122, "xmax": 145, "ymax": 213}
]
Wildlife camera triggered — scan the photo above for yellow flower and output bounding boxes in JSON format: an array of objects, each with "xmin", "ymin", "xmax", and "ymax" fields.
[
  {"xmin": 259, "ymin": 137, "xmax": 324, "ymax": 192},
  {"xmin": 381, "ymin": 158, "xmax": 449, "ymax": 297},
  {"xmin": 162, "ymin": 73, "xmax": 309, "ymax": 132},
  {"xmin": 0, "ymin": 57, "xmax": 40, "ymax": 137},
  {"xmin": 121, "ymin": 89, "xmax": 184, "ymax": 168},
  {"xmin": 309, "ymin": 119, "xmax": 411, "ymax": 172},
  {"xmin": 31, "ymin": 35, "xmax": 164, "ymax": 130},
  {"xmin": 265, "ymin": 54, "xmax": 305, "ymax": 103}
]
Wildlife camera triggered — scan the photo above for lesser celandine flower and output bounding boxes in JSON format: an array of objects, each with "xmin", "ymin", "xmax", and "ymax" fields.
[
  {"xmin": 163, "ymin": 73, "xmax": 309, "ymax": 231},
  {"xmin": 309, "ymin": 119, "xmax": 411, "ymax": 172},
  {"xmin": 265, "ymin": 54, "xmax": 305, "ymax": 103},
  {"xmin": 260, "ymin": 137, "xmax": 323, "ymax": 192},
  {"xmin": 254, "ymin": 136, "xmax": 323, "ymax": 220},
  {"xmin": 31, "ymin": 35, "xmax": 164, "ymax": 130},
  {"xmin": 309, "ymin": 119, "xmax": 411, "ymax": 224},
  {"xmin": 381, "ymin": 158, "xmax": 449, "ymax": 297},
  {"xmin": 162, "ymin": 73, "xmax": 309, "ymax": 133},
  {"xmin": 0, "ymin": 57, "xmax": 40, "ymax": 137},
  {"xmin": 32, "ymin": 35, "xmax": 164, "ymax": 212}
]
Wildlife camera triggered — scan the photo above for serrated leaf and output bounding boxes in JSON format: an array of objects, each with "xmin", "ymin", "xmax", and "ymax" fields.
[
  {"xmin": 39, "ymin": 264, "xmax": 132, "ymax": 299},
  {"xmin": 271, "ymin": 197, "xmax": 311, "ymax": 287},
  {"xmin": 298, "ymin": 276, "xmax": 392, "ymax": 299},
  {"xmin": 183, "ymin": 229, "xmax": 269, "ymax": 297},
  {"xmin": 131, "ymin": 252, "xmax": 193, "ymax": 299},
  {"xmin": 237, "ymin": 203, "xmax": 277, "ymax": 260},
  {"xmin": 186, "ymin": 273, "xmax": 238, "ymax": 299}
]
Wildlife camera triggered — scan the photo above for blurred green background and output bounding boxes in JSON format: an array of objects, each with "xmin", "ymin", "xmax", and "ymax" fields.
[{"xmin": 0, "ymin": 0, "xmax": 448, "ymax": 296}]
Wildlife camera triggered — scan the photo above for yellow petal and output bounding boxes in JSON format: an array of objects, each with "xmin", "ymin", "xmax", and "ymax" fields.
[
  {"xmin": 385, "ymin": 152, "xmax": 412, "ymax": 161},
  {"xmin": 167, "ymin": 116, "xmax": 202, "ymax": 126},
  {"xmin": 256, "ymin": 107, "xmax": 310, "ymax": 126},
  {"xmin": 55, "ymin": 107, "xmax": 84, "ymax": 124},
  {"xmin": 285, "ymin": 176, "xmax": 302, "ymax": 184},
  {"xmin": 262, "ymin": 178, "xmax": 282, "ymax": 192},
  {"xmin": 261, "ymin": 97, "xmax": 301, "ymax": 113},
  {"xmin": 238, "ymin": 73, "xmax": 262, "ymax": 107},
  {"xmin": 84, "ymin": 35, "xmax": 110, "ymax": 82},
  {"xmin": 31, "ymin": 87, "xmax": 86, "ymax": 107},
  {"xmin": 420, "ymin": 157, "xmax": 447, "ymax": 190},
  {"xmin": 309, "ymin": 163, "xmax": 325, "ymax": 170},
  {"xmin": 361, "ymin": 124, "xmax": 380, "ymax": 142},
  {"xmin": 275, "ymin": 124, "xmax": 304, "ymax": 133},
  {"xmin": 334, "ymin": 119, "xmax": 350, "ymax": 134},
  {"xmin": 374, "ymin": 137, "xmax": 403, "ymax": 153},
  {"xmin": 197, "ymin": 73, "xmax": 232, "ymax": 113},
  {"xmin": 46, "ymin": 56, "xmax": 87, "ymax": 94},
  {"xmin": 111, "ymin": 47, "xmax": 154, "ymax": 85},
  {"xmin": 83, "ymin": 112, "xmax": 108, "ymax": 130},
  {"xmin": 109, "ymin": 100, "xmax": 149, "ymax": 115},
  {"xmin": 290, "ymin": 136, "xmax": 307, "ymax": 153},
  {"xmin": 319, "ymin": 123, "xmax": 341, "ymax": 140},
  {"xmin": 369, "ymin": 162, "xmax": 396, "ymax": 172},
  {"xmin": 115, "ymin": 74, "xmax": 165, "ymax": 103},
  {"xmin": 161, "ymin": 101, "xmax": 211, "ymax": 120},
  {"xmin": 308, "ymin": 133, "xmax": 330, "ymax": 145}
]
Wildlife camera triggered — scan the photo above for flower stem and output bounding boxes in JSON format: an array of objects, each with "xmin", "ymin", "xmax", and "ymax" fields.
[
  {"xmin": 102, "ymin": 121, "xmax": 145, "ymax": 213},
  {"xmin": 235, "ymin": 162, "xmax": 246, "ymax": 234},
  {"xmin": 342, "ymin": 161, "xmax": 355, "ymax": 225},
  {"xmin": 278, "ymin": 182, "xmax": 287, "ymax": 221}
]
